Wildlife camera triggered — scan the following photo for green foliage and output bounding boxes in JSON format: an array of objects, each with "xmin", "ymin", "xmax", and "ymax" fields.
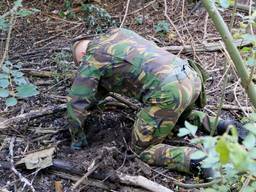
[
  {"xmin": 177, "ymin": 121, "xmax": 198, "ymax": 137},
  {"xmin": 0, "ymin": 1, "xmax": 40, "ymax": 108},
  {"xmin": 0, "ymin": 18, "xmax": 9, "ymax": 31},
  {"xmin": 59, "ymin": 0, "xmax": 76, "ymax": 19},
  {"xmin": 51, "ymin": 51, "xmax": 73, "ymax": 81},
  {"xmin": 154, "ymin": 20, "xmax": 170, "ymax": 34},
  {"xmin": 217, "ymin": 0, "xmax": 234, "ymax": 8},
  {"xmin": 58, "ymin": 2, "xmax": 116, "ymax": 32},
  {"xmin": 189, "ymin": 120, "xmax": 256, "ymax": 191},
  {"xmin": 0, "ymin": 61, "xmax": 39, "ymax": 107},
  {"xmin": 81, "ymin": 4, "xmax": 116, "ymax": 32},
  {"xmin": 0, "ymin": 1, "xmax": 39, "ymax": 31},
  {"xmin": 232, "ymin": 10, "xmax": 256, "ymax": 68},
  {"xmin": 135, "ymin": 16, "xmax": 144, "ymax": 25}
]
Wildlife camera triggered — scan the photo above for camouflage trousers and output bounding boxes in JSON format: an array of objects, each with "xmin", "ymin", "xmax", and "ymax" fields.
[{"xmin": 131, "ymin": 72, "xmax": 218, "ymax": 173}]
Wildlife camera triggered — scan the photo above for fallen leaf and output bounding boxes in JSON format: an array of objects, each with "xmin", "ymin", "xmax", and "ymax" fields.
[{"xmin": 16, "ymin": 147, "xmax": 55, "ymax": 170}]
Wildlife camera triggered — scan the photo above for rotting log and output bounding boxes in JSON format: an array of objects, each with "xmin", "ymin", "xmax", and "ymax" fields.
[
  {"xmin": 164, "ymin": 39, "xmax": 251, "ymax": 53},
  {"xmin": 202, "ymin": 0, "xmax": 256, "ymax": 110}
]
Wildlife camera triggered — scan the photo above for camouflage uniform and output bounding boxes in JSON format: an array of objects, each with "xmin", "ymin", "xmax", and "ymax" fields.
[{"xmin": 67, "ymin": 28, "xmax": 218, "ymax": 173}]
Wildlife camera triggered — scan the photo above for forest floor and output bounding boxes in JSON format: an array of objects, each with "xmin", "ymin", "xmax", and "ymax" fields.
[{"xmin": 0, "ymin": 0, "xmax": 252, "ymax": 191}]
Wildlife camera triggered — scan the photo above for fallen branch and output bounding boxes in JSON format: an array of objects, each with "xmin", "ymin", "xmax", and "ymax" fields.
[
  {"xmin": 8, "ymin": 137, "xmax": 36, "ymax": 192},
  {"xmin": 72, "ymin": 157, "xmax": 101, "ymax": 190},
  {"xmin": 120, "ymin": 0, "xmax": 131, "ymax": 28},
  {"xmin": 50, "ymin": 170, "xmax": 112, "ymax": 191},
  {"xmin": 0, "ymin": 104, "xmax": 66, "ymax": 130},
  {"xmin": 164, "ymin": 39, "xmax": 252, "ymax": 53},
  {"xmin": 117, "ymin": 172, "xmax": 173, "ymax": 192},
  {"xmin": 207, "ymin": 104, "xmax": 253, "ymax": 112}
]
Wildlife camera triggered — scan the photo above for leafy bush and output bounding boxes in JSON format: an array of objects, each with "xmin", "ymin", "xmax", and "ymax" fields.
[
  {"xmin": 154, "ymin": 20, "xmax": 170, "ymax": 35},
  {"xmin": 81, "ymin": 4, "xmax": 116, "ymax": 33},
  {"xmin": 178, "ymin": 116, "xmax": 256, "ymax": 191},
  {"xmin": 0, "ymin": 61, "xmax": 38, "ymax": 107},
  {"xmin": 0, "ymin": 0, "xmax": 39, "ymax": 108},
  {"xmin": 51, "ymin": 51, "xmax": 73, "ymax": 81}
]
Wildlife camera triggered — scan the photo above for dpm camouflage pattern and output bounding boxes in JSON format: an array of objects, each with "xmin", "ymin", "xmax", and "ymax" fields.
[{"xmin": 67, "ymin": 28, "xmax": 219, "ymax": 173}]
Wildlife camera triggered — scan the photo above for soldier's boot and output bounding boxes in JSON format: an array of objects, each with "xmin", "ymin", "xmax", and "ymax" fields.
[
  {"xmin": 139, "ymin": 144, "xmax": 218, "ymax": 180},
  {"xmin": 186, "ymin": 110, "xmax": 248, "ymax": 141},
  {"xmin": 190, "ymin": 158, "xmax": 218, "ymax": 181},
  {"xmin": 217, "ymin": 120, "xmax": 249, "ymax": 141}
]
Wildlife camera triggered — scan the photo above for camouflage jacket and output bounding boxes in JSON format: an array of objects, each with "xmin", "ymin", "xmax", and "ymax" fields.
[{"xmin": 67, "ymin": 28, "xmax": 205, "ymax": 131}]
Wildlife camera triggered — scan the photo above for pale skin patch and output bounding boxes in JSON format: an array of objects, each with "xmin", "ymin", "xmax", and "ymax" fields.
[{"xmin": 73, "ymin": 40, "xmax": 91, "ymax": 65}]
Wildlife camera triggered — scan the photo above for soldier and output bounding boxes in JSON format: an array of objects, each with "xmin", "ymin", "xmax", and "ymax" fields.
[{"xmin": 67, "ymin": 28, "xmax": 247, "ymax": 178}]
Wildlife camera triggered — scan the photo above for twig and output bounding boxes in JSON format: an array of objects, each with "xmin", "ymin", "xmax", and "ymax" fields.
[
  {"xmin": 231, "ymin": 3, "xmax": 255, "ymax": 13},
  {"xmin": 72, "ymin": 160, "xmax": 100, "ymax": 190},
  {"xmin": 113, "ymin": 0, "xmax": 156, "ymax": 18},
  {"xmin": 117, "ymin": 172, "xmax": 173, "ymax": 192},
  {"xmin": 120, "ymin": 0, "xmax": 131, "ymax": 28},
  {"xmin": 149, "ymin": 163, "xmax": 221, "ymax": 189},
  {"xmin": 50, "ymin": 170, "xmax": 111, "ymax": 191},
  {"xmin": 211, "ymin": 61, "xmax": 228, "ymax": 136},
  {"xmin": 33, "ymin": 23, "xmax": 83, "ymax": 46},
  {"xmin": 8, "ymin": 137, "xmax": 36, "ymax": 192},
  {"xmin": 0, "ymin": 13, "xmax": 15, "ymax": 68},
  {"xmin": 109, "ymin": 93, "xmax": 139, "ymax": 110},
  {"xmin": 203, "ymin": 12, "xmax": 209, "ymax": 41},
  {"xmin": 0, "ymin": 104, "xmax": 67, "ymax": 130},
  {"xmin": 163, "ymin": 0, "xmax": 185, "ymax": 46},
  {"xmin": 229, "ymin": 0, "xmax": 238, "ymax": 30},
  {"xmin": 239, "ymin": 175, "xmax": 251, "ymax": 192},
  {"xmin": 234, "ymin": 80, "xmax": 249, "ymax": 116}
]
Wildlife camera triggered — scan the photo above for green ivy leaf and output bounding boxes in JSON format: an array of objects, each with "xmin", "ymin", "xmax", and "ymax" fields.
[
  {"xmin": 190, "ymin": 150, "xmax": 206, "ymax": 160},
  {"xmin": 135, "ymin": 16, "xmax": 143, "ymax": 25},
  {"xmin": 0, "ymin": 88, "xmax": 9, "ymax": 98},
  {"xmin": 215, "ymin": 137, "xmax": 230, "ymax": 164},
  {"xmin": 0, "ymin": 79, "xmax": 9, "ymax": 88},
  {"xmin": 185, "ymin": 121, "xmax": 198, "ymax": 136},
  {"xmin": 5, "ymin": 97, "xmax": 17, "ymax": 107},
  {"xmin": 242, "ymin": 34, "xmax": 256, "ymax": 43},
  {"xmin": 249, "ymin": 148, "xmax": 256, "ymax": 159},
  {"xmin": 16, "ymin": 9, "xmax": 34, "ymax": 17},
  {"xmin": 243, "ymin": 134, "xmax": 256, "ymax": 150},
  {"xmin": 218, "ymin": 0, "xmax": 234, "ymax": 8},
  {"xmin": 14, "ymin": 77, "xmax": 27, "ymax": 85},
  {"xmin": 2, "ymin": 64, "xmax": 10, "ymax": 74},
  {"xmin": 177, "ymin": 128, "xmax": 190, "ymax": 137},
  {"xmin": 14, "ymin": 0, "xmax": 23, "ymax": 7},
  {"xmin": 241, "ymin": 47, "xmax": 251, "ymax": 53},
  {"xmin": 228, "ymin": 142, "xmax": 249, "ymax": 171},
  {"xmin": 0, "ymin": 73, "xmax": 9, "ymax": 79},
  {"xmin": 0, "ymin": 18, "xmax": 9, "ymax": 31},
  {"xmin": 154, "ymin": 20, "xmax": 170, "ymax": 34},
  {"xmin": 218, "ymin": 0, "xmax": 230, "ymax": 8},
  {"xmin": 244, "ymin": 123, "xmax": 256, "ymax": 135},
  {"xmin": 246, "ymin": 57, "xmax": 256, "ymax": 66},
  {"xmin": 16, "ymin": 84, "xmax": 39, "ymax": 98},
  {"xmin": 11, "ymin": 70, "xmax": 24, "ymax": 78}
]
